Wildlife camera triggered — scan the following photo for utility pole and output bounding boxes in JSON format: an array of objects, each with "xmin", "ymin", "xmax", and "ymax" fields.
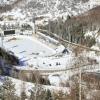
[
  {"xmin": 79, "ymin": 57, "xmax": 83, "ymax": 100},
  {"xmin": 79, "ymin": 66, "xmax": 82, "ymax": 100},
  {"xmin": 68, "ymin": 26, "xmax": 71, "ymax": 48},
  {"xmin": 34, "ymin": 69, "xmax": 40, "ymax": 100},
  {"xmin": 1, "ymin": 32, "xmax": 4, "ymax": 48}
]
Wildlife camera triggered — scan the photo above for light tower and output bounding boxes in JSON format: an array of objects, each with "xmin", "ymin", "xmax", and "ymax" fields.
[{"xmin": 0, "ymin": 28, "xmax": 4, "ymax": 48}]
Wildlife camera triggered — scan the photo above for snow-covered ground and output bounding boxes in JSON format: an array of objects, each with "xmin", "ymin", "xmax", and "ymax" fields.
[
  {"xmin": 0, "ymin": 0, "xmax": 100, "ymax": 96},
  {"xmin": 0, "ymin": 34, "xmax": 73, "ymax": 70},
  {"xmin": 0, "ymin": 32, "xmax": 75, "ymax": 88},
  {"xmin": 48, "ymin": 74, "xmax": 70, "ymax": 87}
]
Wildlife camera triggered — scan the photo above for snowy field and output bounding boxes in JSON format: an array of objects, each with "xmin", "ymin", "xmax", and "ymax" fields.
[{"xmin": 0, "ymin": 34, "xmax": 73, "ymax": 70}]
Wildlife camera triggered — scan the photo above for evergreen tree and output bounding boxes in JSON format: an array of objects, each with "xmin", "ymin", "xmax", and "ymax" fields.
[
  {"xmin": 45, "ymin": 89, "xmax": 53, "ymax": 100},
  {"xmin": 0, "ymin": 85, "xmax": 5, "ymax": 100},
  {"xmin": 30, "ymin": 85, "xmax": 47, "ymax": 100},
  {"xmin": 21, "ymin": 91, "xmax": 27, "ymax": 100},
  {"xmin": 0, "ymin": 77, "xmax": 19, "ymax": 100}
]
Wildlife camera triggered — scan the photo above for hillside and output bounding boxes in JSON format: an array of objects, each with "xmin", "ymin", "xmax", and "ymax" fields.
[
  {"xmin": 0, "ymin": 0, "xmax": 100, "ymax": 100},
  {"xmin": 0, "ymin": 0, "xmax": 100, "ymax": 21}
]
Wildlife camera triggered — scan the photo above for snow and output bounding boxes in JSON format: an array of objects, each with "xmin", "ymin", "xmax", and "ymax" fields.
[
  {"xmin": 0, "ymin": 76, "xmax": 70, "ymax": 96},
  {"xmin": 85, "ymin": 30, "xmax": 99, "ymax": 38},
  {"xmin": 0, "ymin": 0, "xmax": 100, "ymax": 95},
  {"xmin": 0, "ymin": 34, "xmax": 73, "ymax": 70},
  {"xmin": 0, "ymin": 21, "xmax": 35, "ymax": 33},
  {"xmin": 55, "ymin": 45, "xmax": 65, "ymax": 54},
  {"xmin": 48, "ymin": 74, "xmax": 70, "ymax": 87},
  {"xmin": 48, "ymin": 75, "xmax": 61, "ymax": 86},
  {"xmin": 3, "ymin": 35, "xmax": 56, "ymax": 56},
  {"xmin": 37, "ymin": 32, "xmax": 59, "ymax": 45},
  {"xmin": 14, "ymin": 53, "xmax": 73, "ymax": 70},
  {"xmin": 0, "ymin": 32, "xmax": 74, "ymax": 89},
  {"xmin": 37, "ymin": 55, "xmax": 72, "ymax": 69},
  {"xmin": 1, "ymin": 0, "xmax": 100, "ymax": 24},
  {"xmin": 1, "ymin": 35, "xmax": 55, "ymax": 63}
]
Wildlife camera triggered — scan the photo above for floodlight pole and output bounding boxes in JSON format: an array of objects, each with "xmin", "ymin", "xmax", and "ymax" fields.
[
  {"xmin": 0, "ymin": 29, "xmax": 4, "ymax": 48},
  {"xmin": 1, "ymin": 32, "xmax": 4, "ymax": 48}
]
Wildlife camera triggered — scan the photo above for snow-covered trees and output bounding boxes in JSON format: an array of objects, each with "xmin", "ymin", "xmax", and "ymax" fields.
[
  {"xmin": 0, "ymin": 77, "xmax": 19, "ymax": 100},
  {"xmin": 53, "ymin": 90, "xmax": 69, "ymax": 100},
  {"xmin": 45, "ymin": 89, "xmax": 53, "ymax": 100},
  {"xmin": 29, "ymin": 85, "xmax": 53, "ymax": 100}
]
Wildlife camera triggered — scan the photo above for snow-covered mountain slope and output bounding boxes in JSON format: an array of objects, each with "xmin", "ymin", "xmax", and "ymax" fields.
[
  {"xmin": 64, "ymin": 5, "xmax": 100, "ymax": 34},
  {"xmin": 0, "ymin": 0, "xmax": 100, "ymax": 21},
  {"xmin": 25, "ymin": 0, "xmax": 100, "ymax": 16}
]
